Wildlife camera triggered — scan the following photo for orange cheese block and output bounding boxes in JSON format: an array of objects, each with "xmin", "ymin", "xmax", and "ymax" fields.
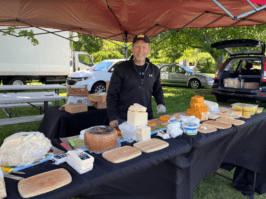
[
  {"xmin": 147, "ymin": 121, "xmax": 156, "ymax": 126},
  {"xmin": 175, "ymin": 114, "xmax": 178, "ymax": 118},
  {"xmin": 159, "ymin": 116, "xmax": 171, "ymax": 122}
]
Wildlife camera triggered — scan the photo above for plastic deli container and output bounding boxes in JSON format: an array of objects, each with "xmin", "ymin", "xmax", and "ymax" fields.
[
  {"xmin": 231, "ymin": 103, "xmax": 244, "ymax": 111},
  {"xmin": 242, "ymin": 104, "xmax": 258, "ymax": 112},
  {"xmin": 242, "ymin": 111, "xmax": 252, "ymax": 118},
  {"xmin": 183, "ymin": 123, "xmax": 199, "ymax": 135},
  {"xmin": 256, "ymin": 107, "xmax": 264, "ymax": 114}
]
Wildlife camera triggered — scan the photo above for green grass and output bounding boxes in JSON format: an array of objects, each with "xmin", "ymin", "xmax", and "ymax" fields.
[{"xmin": 1, "ymin": 83, "xmax": 266, "ymax": 199}]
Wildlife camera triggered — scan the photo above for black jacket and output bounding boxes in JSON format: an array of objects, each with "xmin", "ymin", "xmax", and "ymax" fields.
[{"xmin": 107, "ymin": 56, "xmax": 165, "ymax": 122}]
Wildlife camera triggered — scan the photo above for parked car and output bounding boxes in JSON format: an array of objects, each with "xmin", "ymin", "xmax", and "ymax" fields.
[
  {"xmin": 66, "ymin": 59, "xmax": 125, "ymax": 93},
  {"xmin": 211, "ymin": 39, "xmax": 266, "ymax": 102},
  {"xmin": 159, "ymin": 64, "xmax": 214, "ymax": 89}
]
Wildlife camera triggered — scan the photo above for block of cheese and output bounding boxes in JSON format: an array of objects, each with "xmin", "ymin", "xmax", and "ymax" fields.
[
  {"xmin": 136, "ymin": 125, "xmax": 151, "ymax": 142},
  {"xmin": 128, "ymin": 103, "xmax": 147, "ymax": 112},
  {"xmin": 127, "ymin": 110, "xmax": 148, "ymax": 126}
]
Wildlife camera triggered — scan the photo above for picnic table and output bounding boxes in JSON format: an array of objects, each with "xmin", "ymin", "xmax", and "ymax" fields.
[{"xmin": 0, "ymin": 92, "xmax": 66, "ymax": 126}]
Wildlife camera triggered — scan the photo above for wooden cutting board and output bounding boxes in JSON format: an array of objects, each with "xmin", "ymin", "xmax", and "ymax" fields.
[
  {"xmin": 133, "ymin": 138, "xmax": 169, "ymax": 153},
  {"xmin": 18, "ymin": 168, "xmax": 72, "ymax": 198},
  {"xmin": 216, "ymin": 118, "xmax": 245, "ymax": 126},
  {"xmin": 102, "ymin": 146, "xmax": 142, "ymax": 163},
  {"xmin": 201, "ymin": 121, "xmax": 232, "ymax": 129},
  {"xmin": 198, "ymin": 125, "xmax": 217, "ymax": 134}
]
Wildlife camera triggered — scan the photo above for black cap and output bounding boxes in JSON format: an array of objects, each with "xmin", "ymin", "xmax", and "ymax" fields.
[{"xmin": 133, "ymin": 34, "xmax": 150, "ymax": 44}]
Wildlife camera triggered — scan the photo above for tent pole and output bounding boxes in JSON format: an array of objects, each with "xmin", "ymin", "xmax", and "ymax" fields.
[{"xmin": 125, "ymin": 31, "xmax": 128, "ymax": 60}]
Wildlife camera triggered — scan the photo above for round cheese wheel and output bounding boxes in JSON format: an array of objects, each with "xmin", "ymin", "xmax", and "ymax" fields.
[{"xmin": 84, "ymin": 126, "xmax": 117, "ymax": 153}]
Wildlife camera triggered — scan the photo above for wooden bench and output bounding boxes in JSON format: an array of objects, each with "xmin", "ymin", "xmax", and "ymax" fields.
[
  {"xmin": 0, "ymin": 115, "xmax": 44, "ymax": 126},
  {"xmin": 0, "ymin": 102, "xmax": 53, "ymax": 117}
]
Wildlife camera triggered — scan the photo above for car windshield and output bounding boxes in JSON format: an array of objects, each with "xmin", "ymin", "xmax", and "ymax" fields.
[
  {"xmin": 180, "ymin": 65, "xmax": 193, "ymax": 73},
  {"xmin": 90, "ymin": 61, "xmax": 113, "ymax": 71}
]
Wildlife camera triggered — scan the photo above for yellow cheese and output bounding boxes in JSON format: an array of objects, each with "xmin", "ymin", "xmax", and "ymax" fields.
[
  {"xmin": 127, "ymin": 110, "xmax": 148, "ymax": 126},
  {"xmin": 136, "ymin": 126, "xmax": 151, "ymax": 141}
]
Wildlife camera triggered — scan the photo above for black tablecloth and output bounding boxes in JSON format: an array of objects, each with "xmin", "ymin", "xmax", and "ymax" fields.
[
  {"xmin": 38, "ymin": 106, "xmax": 108, "ymax": 139},
  {"xmin": 5, "ymin": 112, "xmax": 266, "ymax": 199}
]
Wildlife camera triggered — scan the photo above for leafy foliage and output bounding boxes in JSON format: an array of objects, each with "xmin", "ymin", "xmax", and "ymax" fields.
[
  {"xmin": 2, "ymin": 26, "xmax": 39, "ymax": 46},
  {"xmin": 72, "ymin": 34, "xmax": 103, "ymax": 54}
]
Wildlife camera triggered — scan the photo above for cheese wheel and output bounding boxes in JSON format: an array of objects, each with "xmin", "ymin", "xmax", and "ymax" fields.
[{"xmin": 84, "ymin": 126, "xmax": 117, "ymax": 153}]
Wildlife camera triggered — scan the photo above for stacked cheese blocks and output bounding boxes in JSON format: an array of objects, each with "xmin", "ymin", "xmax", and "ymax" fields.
[
  {"xmin": 187, "ymin": 95, "xmax": 208, "ymax": 121},
  {"xmin": 127, "ymin": 103, "xmax": 151, "ymax": 142},
  {"xmin": 66, "ymin": 149, "xmax": 94, "ymax": 174},
  {"xmin": 87, "ymin": 92, "xmax": 107, "ymax": 109}
]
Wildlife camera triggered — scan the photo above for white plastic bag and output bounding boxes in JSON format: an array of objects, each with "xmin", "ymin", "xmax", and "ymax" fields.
[
  {"xmin": 204, "ymin": 100, "xmax": 219, "ymax": 112},
  {"xmin": 167, "ymin": 122, "xmax": 183, "ymax": 138},
  {"xmin": 119, "ymin": 122, "xmax": 138, "ymax": 143},
  {"xmin": 0, "ymin": 132, "xmax": 52, "ymax": 167}
]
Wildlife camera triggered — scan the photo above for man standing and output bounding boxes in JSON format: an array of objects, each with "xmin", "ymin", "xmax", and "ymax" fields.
[{"xmin": 107, "ymin": 34, "xmax": 166, "ymax": 128}]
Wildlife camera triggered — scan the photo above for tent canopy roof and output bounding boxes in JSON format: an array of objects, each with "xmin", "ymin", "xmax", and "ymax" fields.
[{"xmin": 1, "ymin": 0, "xmax": 266, "ymax": 42}]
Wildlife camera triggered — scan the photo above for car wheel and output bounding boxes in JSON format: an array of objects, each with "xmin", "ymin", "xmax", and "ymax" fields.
[
  {"xmin": 91, "ymin": 82, "xmax": 106, "ymax": 93},
  {"xmin": 189, "ymin": 79, "xmax": 200, "ymax": 89},
  {"xmin": 8, "ymin": 78, "xmax": 26, "ymax": 85},
  {"xmin": 215, "ymin": 95, "xmax": 228, "ymax": 102}
]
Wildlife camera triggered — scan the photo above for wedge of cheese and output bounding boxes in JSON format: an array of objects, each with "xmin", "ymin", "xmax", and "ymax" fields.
[
  {"xmin": 127, "ymin": 110, "xmax": 148, "ymax": 126},
  {"xmin": 128, "ymin": 103, "xmax": 147, "ymax": 112},
  {"xmin": 136, "ymin": 125, "xmax": 151, "ymax": 142}
]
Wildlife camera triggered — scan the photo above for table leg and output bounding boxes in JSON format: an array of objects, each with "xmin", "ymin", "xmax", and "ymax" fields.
[
  {"xmin": 55, "ymin": 89, "xmax": 59, "ymax": 106},
  {"xmin": 44, "ymin": 101, "xmax": 48, "ymax": 113}
]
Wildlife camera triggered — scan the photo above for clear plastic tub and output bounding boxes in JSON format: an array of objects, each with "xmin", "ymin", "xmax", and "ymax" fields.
[
  {"xmin": 256, "ymin": 107, "xmax": 264, "ymax": 114},
  {"xmin": 242, "ymin": 104, "xmax": 258, "ymax": 112},
  {"xmin": 242, "ymin": 111, "xmax": 252, "ymax": 118},
  {"xmin": 231, "ymin": 103, "xmax": 244, "ymax": 111}
]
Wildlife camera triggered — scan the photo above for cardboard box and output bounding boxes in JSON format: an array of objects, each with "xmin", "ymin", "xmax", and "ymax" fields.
[
  {"xmin": 106, "ymin": 81, "xmax": 110, "ymax": 92},
  {"xmin": 67, "ymin": 88, "xmax": 89, "ymax": 97},
  {"xmin": 242, "ymin": 82, "xmax": 259, "ymax": 89},
  {"xmin": 93, "ymin": 102, "xmax": 107, "ymax": 109},
  {"xmin": 87, "ymin": 92, "xmax": 106, "ymax": 103},
  {"xmin": 65, "ymin": 103, "xmax": 88, "ymax": 114}
]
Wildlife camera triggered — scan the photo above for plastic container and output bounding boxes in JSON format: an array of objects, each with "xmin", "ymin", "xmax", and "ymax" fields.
[
  {"xmin": 242, "ymin": 104, "xmax": 258, "ymax": 112},
  {"xmin": 242, "ymin": 111, "xmax": 252, "ymax": 118},
  {"xmin": 256, "ymin": 107, "xmax": 264, "ymax": 114},
  {"xmin": 183, "ymin": 123, "xmax": 199, "ymax": 135},
  {"xmin": 231, "ymin": 103, "xmax": 244, "ymax": 111}
]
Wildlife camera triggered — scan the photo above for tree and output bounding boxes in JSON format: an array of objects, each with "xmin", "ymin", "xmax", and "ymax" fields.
[
  {"xmin": 2, "ymin": 26, "xmax": 39, "ymax": 45},
  {"xmin": 72, "ymin": 34, "xmax": 103, "ymax": 54},
  {"xmin": 153, "ymin": 25, "xmax": 266, "ymax": 70}
]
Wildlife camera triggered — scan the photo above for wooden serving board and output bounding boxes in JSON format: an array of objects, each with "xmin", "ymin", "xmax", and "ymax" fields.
[
  {"xmin": 102, "ymin": 146, "xmax": 142, "ymax": 163},
  {"xmin": 198, "ymin": 125, "xmax": 217, "ymax": 134},
  {"xmin": 133, "ymin": 138, "xmax": 169, "ymax": 153},
  {"xmin": 18, "ymin": 168, "xmax": 72, "ymax": 198},
  {"xmin": 201, "ymin": 121, "xmax": 232, "ymax": 129},
  {"xmin": 216, "ymin": 118, "xmax": 245, "ymax": 126}
]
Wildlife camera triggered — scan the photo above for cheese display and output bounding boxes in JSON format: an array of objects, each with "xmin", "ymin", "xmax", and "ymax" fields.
[
  {"xmin": 18, "ymin": 168, "xmax": 71, "ymax": 198},
  {"xmin": 136, "ymin": 125, "xmax": 151, "ymax": 142},
  {"xmin": 65, "ymin": 103, "xmax": 88, "ymax": 114},
  {"xmin": 0, "ymin": 132, "xmax": 52, "ymax": 167},
  {"xmin": 187, "ymin": 95, "xmax": 208, "ymax": 121},
  {"xmin": 84, "ymin": 126, "xmax": 117, "ymax": 153},
  {"xmin": 102, "ymin": 146, "xmax": 142, "ymax": 163},
  {"xmin": 127, "ymin": 103, "xmax": 148, "ymax": 126}
]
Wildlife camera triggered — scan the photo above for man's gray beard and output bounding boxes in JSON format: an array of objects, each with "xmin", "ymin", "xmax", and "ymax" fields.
[{"xmin": 135, "ymin": 57, "xmax": 145, "ymax": 62}]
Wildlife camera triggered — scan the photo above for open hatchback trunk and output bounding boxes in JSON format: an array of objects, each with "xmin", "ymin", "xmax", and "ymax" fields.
[{"xmin": 211, "ymin": 39, "xmax": 266, "ymax": 102}]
